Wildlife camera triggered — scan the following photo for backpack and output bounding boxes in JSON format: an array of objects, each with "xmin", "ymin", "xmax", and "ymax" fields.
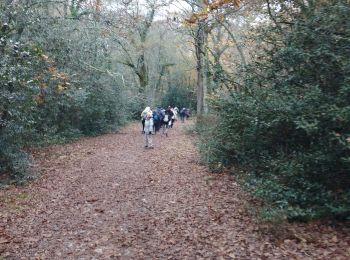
[
  {"xmin": 144, "ymin": 112, "xmax": 152, "ymax": 120},
  {"xmin": 153, "ymin": 112, "xmax": 160, "ymax": 121},
  {"xmin": 163, "ymin": 114, "xmax": 169, "ymax": 122}
]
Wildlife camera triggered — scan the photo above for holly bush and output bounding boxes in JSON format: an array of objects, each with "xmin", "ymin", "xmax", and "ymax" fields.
[{"xmin": 198, "ymin": 1, "xmax": 350, "ymax": 220}]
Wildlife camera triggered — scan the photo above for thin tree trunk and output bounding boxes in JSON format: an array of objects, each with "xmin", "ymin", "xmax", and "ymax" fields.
[
  {"xmin": 63, "ymin": 0, "xmax": 68, "ymax": 17},
  {"xmin": 195, "ymin": 21, "xmax": 207, "ymax": 116},
  {"xmin": 137, "ymin": 52, "xmax": 148, "ymax": 93},
  {"xmin": 219, "ymin": 21, "xmax": 246, "ymax": 66}
]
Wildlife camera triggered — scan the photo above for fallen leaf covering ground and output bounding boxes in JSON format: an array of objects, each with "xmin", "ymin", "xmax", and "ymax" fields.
[{"xmin": 0, "ymin": 121, "xmax": 349, "ymax": 259}]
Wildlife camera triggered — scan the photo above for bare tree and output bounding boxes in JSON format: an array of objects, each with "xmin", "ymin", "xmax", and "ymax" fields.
[{"xmin": 106, "ymin": 0, "xmax": 170, "ymax": 95}]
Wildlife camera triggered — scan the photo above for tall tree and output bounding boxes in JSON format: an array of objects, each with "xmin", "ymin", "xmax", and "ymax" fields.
[{"xmin": 110, "ymin": 0, "xmax": 166, "ymax": 94}]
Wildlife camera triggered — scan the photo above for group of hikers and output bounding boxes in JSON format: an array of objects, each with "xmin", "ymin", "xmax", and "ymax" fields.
[{"xmin": 140, "ymin": 106, "xmax": 191, "ymax": 148}]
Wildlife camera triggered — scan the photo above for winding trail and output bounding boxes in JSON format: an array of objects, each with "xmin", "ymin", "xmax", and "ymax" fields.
[{"xmin": 1, "ymin": 121, "xmax": 349, "ymax": 259}]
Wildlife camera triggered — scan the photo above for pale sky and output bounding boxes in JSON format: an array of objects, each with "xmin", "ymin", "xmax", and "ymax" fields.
[{"xmin": 104, "ymin": 0, "xmax": 192, "ymax": 19}]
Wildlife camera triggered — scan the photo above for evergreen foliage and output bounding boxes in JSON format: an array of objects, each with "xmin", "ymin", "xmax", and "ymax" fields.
[
  {"xmin": 197, "ymin": 1, "xmax": 350, "ymax": 220},
  {"xmin": 0, "ymin": 2, "xmax": 129, "ymax": 181},
  {"xmin": 161, "ymin": 84, "xmax": 196, "ymax": 110}
]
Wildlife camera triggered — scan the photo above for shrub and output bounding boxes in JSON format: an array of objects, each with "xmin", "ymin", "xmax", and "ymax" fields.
[
  {"xmin": 198, "ymin": 1, "xmax": 350, "ymax": 220},
  {"xmin": 0, "ymin": 4, "xmax": 130, "ymax": 182},
  {"xmin": 161, "ymin": 85, "xmax": 196, "ymax": 110}
]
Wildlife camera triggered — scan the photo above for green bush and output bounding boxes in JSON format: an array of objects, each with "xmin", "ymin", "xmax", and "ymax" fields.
[
  {"xmin": 198, "ymin": 1, "xmax": 350, "ymax": 220},
  {"xmin": 161, "ymin": 85, "xmax": 196, "ymax": 110},
  {"xmin": 0, "ymin": 4, "xmax": 130, "ymax": 182},
  {"xmin": 0, "ymin": 19, "xmax": 41, "ymax": 180}
]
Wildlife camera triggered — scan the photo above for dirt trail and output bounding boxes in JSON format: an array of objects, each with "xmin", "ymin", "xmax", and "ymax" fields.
[{"xmin": 1, "ymin": 121, "xmax": 349, "ymax": 259}]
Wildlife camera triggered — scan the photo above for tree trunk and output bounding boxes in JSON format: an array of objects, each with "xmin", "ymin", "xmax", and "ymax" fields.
[
  {"xmin": 195, "ymin": 20, "xmax": 208, "ymax": 116},
  {"xmin": 63, "ymin": 0, "xmax": 68, "ymax": 17},
  {"xmin": 136, "ymin": 52, "xmax": 148, "ymax": 93}
]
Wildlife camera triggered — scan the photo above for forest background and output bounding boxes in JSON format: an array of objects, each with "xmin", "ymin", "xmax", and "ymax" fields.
[{"xmin": 1, "ymin": 0, "xmax": 349, "ymax": 221}]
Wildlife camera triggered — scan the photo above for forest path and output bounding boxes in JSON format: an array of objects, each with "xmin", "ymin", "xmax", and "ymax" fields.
[{"xmin": 1, "ymin": 121, "xmax": 349, "ymax": 259}]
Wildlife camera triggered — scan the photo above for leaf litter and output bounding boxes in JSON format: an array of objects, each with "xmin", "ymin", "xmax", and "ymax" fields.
[{"xmin": 0, "ymin": 122, "xmax": 349, "ymax": 259}]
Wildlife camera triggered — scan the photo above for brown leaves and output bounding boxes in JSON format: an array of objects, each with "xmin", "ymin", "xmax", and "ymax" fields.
[
  {"xmin": 184, "ymin": 0, "xmax": 241, "ymax": 25},
  {"xmin": 34, "ymin": 52, "xmax": 70, "ymax": 104},
  {"xmin": 86, "ymin": 198, "xmax": 99, "ymax": 203},
  {"xmin": 0, "ymin": 122, "xmax": 349, "ymax": 258},
  {"xmin": 94, "ymin": 208, "xmax": 105, "ymax": 213},
  {"xmin": 0, "ymin": 238, "xmax": 9, "ymax": 244}
]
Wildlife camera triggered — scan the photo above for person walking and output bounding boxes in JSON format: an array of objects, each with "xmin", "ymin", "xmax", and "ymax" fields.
[
  {"xmin": 171, "ymin": 107, "xmax": 177, "ymax": 128},
  {"xmin": 180, "ymin": 108, "xmax": 186, "ymax": 123},
  {"xmin": 162, "ymin": 106, "xmax": 174, "ymax": 136},
  {"xmin": 141, "ymin": 107, "xmax": 154, "ymax": 148},
  {"xmin": 153, "ymin": 106, "xmax": 163, "ymax": 134}
]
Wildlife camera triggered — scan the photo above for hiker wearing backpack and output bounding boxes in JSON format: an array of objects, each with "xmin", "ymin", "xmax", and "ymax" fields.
[
  {"xmin": 141, "ymin": 107, "xmax": 154, "ymax": 148},
  {"xmin": 170, "ymin": 107, "xmax": 177, "ymax": 128},
  {"xmin": 153, "ymin": 106, "xmax": 163, "ymax": 134},
  {"xmin": 180, "ymin": 108, "xmax": 186, "ymax": 123},
  {"xmin": 162, "ymin": 106, "xmax": 174, "ymax": 136},
  {"xmin": 185, "ymin": 108, "xmax": 191, "ymax": 119},
  {"xmin": 140, "ymin": 106, "xmax": 150, "ymax": 134}
]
